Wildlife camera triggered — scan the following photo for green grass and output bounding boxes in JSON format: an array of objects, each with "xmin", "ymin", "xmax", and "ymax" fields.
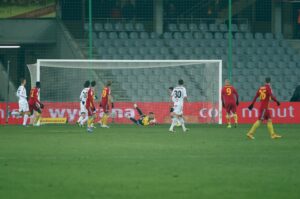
[
  {"xmin": 0, "ymin": 1, "xmax": 55, "ymax": 18},
  {"xmin": 0, "ymin": 124, "xmax": 300, "ymax": 199}
]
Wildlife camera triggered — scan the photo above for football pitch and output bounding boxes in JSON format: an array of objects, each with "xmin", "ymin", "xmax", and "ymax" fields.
[{"xmin": 0, "ymin": 124, "xmax": 299, "ymax": 199}]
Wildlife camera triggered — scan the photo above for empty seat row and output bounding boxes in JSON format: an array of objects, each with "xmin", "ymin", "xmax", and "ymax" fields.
[
  {"xmin": 93, "ymin": 31, "xmax": 284, "ymax": 43},
  {"xmin": 232, "ymin": 47, "xmax": 295, "ymax": 55},
  {"xmin": 167, "ymin": 23, "xmax": 249, "ymax": 32},
  {"xmin": 94, "ymin": 41, "xmax": 293, "ymax": 58},
  {"xmin": 85, "ymin": 22, "xmax": 145, "ymax": 32},
  {"xmin": 228, "ymin": 54, "xmax": 298, "ymax": 63},
  {"xmin": 98, "ymin": 54, "xmax": 176, "ymax": 60},
  {"xmin": 97, "ymin": 31, "xmax": 159, "ymax": 39},
  {"xmin": 94, "ymin": 38, "xmax": 229, "ymax": 48},
  {"xmin": 162, "ymin": 31, "xmax": 284, "ymax": 40},
  {"xmin": 93, "ymin": 39, "xmax": 164, "ymax": 47},
  {"xmin": 235, "ymin": 32, "xmax": 283, "ymax": 40},
  {"xmin": 235, "ymin": 61, "xmax": 298, "ymax": 69},
  {"xmin": 98, "ymin": 46, "xmax": 171, "ymax": 56}
]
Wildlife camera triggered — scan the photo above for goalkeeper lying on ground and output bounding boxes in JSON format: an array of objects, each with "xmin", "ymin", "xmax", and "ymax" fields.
[{"xmin": 126, "ymin": 104, "xmax": 156, "ymax": 126}]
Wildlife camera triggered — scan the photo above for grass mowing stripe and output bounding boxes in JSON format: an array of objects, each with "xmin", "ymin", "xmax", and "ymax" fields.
[{"xmin": 0, "ymin": 124, "xmax": 299, "ymax": 199}]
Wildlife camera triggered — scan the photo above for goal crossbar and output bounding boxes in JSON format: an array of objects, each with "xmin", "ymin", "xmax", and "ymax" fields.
[{"xmin": 33, "ymin": 59, "xmax": 223, "ymax": 124}]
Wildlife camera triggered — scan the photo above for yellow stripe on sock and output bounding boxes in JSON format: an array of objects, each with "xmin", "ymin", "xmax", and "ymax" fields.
[
  {"xmin": 226, "ymin": 114, "xmax": 230, "ymax": 125},
  {"xmin": 267, "ymin": 120, "xmax": 275, "ymax": 135},
  {"xmin": 233, "ymin": 113, "xmax": 238, "ymax": 124},
  {"xmin": 248, "ymin": 120, "xmax": 261, "ymax": 135}
]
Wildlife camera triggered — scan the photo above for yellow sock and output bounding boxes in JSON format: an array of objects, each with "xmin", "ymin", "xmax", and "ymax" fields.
[
  {"xmin": 100, "ymin": 114, "xmax": 106, "ymax": 124},
  {"xmin": 267, "ymin": 120, "xmax": 275, "ymax": 136},
  {"xmin": 34, "ymin": 113, "xmax": 40, "ymax": 124},
  {"xmin": 233, "ymin": 113, "xmax": 238, "ymax": 124},
  {"xmin": 226, "ymin": 114, "xmax": 231, "ymax": 125},
  {"xmin": 87, "ymin": 117, "xmax": 93, "ymax": 127},
  {"xmin": 248, "ymin": 120, "xmax": 261, "ymax": 135},
  {"xmin": 103, "ymin": 114, "xmax": 109, "ymax": 125},
  {"xmin": 37, "ymin": 116, "xmax": 41, "ymax": 125}
]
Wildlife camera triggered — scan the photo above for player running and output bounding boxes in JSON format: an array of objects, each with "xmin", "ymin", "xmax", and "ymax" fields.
[
  {"xmin": 126, "ymin": 103, "xmax": 156, "ymax": 126},
  {"xmin": 169, "ymin": 79, "xmax": 188, "ymax": 133},
  {"xmin": 28, "ymin": 82, "xmax": 44, "ymax": 126},
  {"xmin": 99, "ymin": 80, "xmax": 113, "ymax": 128},
  {"xmin": 247, "ymin": 77, "xmax": 282, "ymax": 140},
  {"xmin": 10, "ymin": 78, "xmax": 30, "ymax": 126},
  {"xmin": 86, "ymin": 81, "xmax": 96, "ymax": 132},
  {"xmin": 77, "ymin": 80, "xmax": 90, "ymax": 127},
  {"xmin": 221, "ymin": 79, "xmax": 239, "ymax": 128}
]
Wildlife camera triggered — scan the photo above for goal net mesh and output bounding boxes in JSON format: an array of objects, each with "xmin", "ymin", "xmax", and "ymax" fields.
[{"xmin": 28, "ymin": 60, "xmax": 222, "ymax": 124}]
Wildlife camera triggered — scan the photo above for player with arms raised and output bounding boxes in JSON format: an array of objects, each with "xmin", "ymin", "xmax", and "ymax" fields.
[
  {"xmin": 77, "ymin": 80, "xmax": 90, "ymax": 127},
  {"xmin": 28, "ymin": 82, "xmax": 44, "ymax": 126},
  {"xmin": 99, "ymin": 80, "xmax": 113, "ymax": 128},
  {"xmin": 11, "ymin": 78, "xmax": 30, "ymax": 126},
  {"xmin": 169, "ymin": 79, "xmax": 188, "ymax": 132},
  {"xmin": 221, "ymin": 79, "xmax": 239, "ymax": 128},
  {"xmin": 247, "ymin": 77, "xmax": 282, "ymax": 139},
  {"xmin": 86, "ymin": 81, "xmax": 96, "ymax": 132}
]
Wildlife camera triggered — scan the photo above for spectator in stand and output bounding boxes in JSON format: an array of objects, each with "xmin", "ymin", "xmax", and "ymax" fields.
[
  {"xmin": 122, "ymin": 0, "xmax": 135, "ymax": 20},
  {"xmin": 166, "ymin": 3, "xmax": 177, "ymax": 19},
  {"xmin": 111, "ymin": 0, "xmax": 122, "ymax": 19},
  {"xmin": 207, "ymin": 7, "xmax": 217, "ymax": 18},
  {"xmin": 297, "ymin": 9, "xmax": 300, "ymax": 38},
  {"xmin": 290, "ymin": 85, "xmax": 300, "ymax": 102},
  {"xmin": 99, "ymin": 0, "xmax": 109, "ymax": 18}
]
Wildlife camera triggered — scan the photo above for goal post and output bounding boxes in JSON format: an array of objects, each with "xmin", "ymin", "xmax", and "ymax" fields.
[{"xmin": 28, "ymin": 59, "xmax": 223, "ymax": 124}]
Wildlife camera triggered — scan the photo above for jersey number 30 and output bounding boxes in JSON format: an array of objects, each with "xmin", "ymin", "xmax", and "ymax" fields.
[{"xmin": 174, "ymin": 90, "xmax": 182, "ymax": 98}]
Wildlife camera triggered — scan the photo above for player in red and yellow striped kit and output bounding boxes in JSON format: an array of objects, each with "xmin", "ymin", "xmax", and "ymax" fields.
[
  {"xmin": 86, "ymin": 81, "xmax": 96, "ymax": 132},
  {"xmin": 221, "ymin": 79, "xmax": 239, "ymax": 128},
  {"xmin": 99, "ymin": 81, "xmax": 113, "ymax": 128},
  {"xmin": 28, "ymin": 81, "xmax": 44, "ymax": 126},
  {"xmin": 247, "ymin": 77, "xmax": 282, "ymax": 139}
]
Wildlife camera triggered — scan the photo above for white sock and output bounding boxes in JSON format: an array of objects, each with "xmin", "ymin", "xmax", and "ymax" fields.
[
  {"xmin": 81, "ymin": 115, "xmax": 88, "ymax": 125},
  {"xmin": 23, "ymin": 114, "xmax": 29, "ymax": 125},
  {"xmin": 169, "ymin": 117, "xmax": 178, "ymax": 130},
  {"xmin": 77, "ymin": 115, "xmax": 83, "ymax": 123},
  {"xmin": 178, "ymin": 117, "xmax": 186, "ymax": 131},
  {"xmin": 11, "ymin": 111, "xmax": 20, "ymax": 116}
]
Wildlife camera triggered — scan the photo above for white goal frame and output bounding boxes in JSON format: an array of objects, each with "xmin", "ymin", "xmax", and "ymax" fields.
[{"xmin": 35, "ymin": 59, "xmax": 223, "ymax": 124}]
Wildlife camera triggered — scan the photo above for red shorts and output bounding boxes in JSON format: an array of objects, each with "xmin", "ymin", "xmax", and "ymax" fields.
[
  {"xmin": 258, "ymin": 108, "xmax": 271, "ymax": 120},
  {"xmin": 224, "ymin": 102, "xmax": 236, "ymax": 114},
  {"xmin": 101, "ymin": 102, "xmax": 109, "ymax": 113},
  {"xmin": 29, "ymin": 102, "xmax": 41, "ymax": 114},
  {"xmin": 86, "ymin": 106, "xmax": 95, "ymax": 117}
]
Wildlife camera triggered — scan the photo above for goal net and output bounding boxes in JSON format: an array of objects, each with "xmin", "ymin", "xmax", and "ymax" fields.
[{"xmin": 27, "ymin": 59, "xmax": 222, "ymax": 124}]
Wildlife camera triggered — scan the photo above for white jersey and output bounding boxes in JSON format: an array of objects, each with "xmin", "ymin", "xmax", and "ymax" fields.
[
  {"xmin": 16, "ymin": 85, "xmax": 27, "ymax": 102},
  {"xmin": 80, "ymin": 88, "xmax": 89, "ymax": 104},
  {"xmin": 171, "ymin": 86, "xmax": 187, "ymax": 106}
]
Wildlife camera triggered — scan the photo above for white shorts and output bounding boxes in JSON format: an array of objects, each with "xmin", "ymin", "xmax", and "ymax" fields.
[
  {"xmin": 19, "ymin": 100, "xmax": 29, "ymax": 112},
  {"xmin": 173, "ymin": 104, "xmax": 183, "ymax": 115},
  {"xmin": 80, "ymin": 103, "xmax": 88, "ymax": 115}
]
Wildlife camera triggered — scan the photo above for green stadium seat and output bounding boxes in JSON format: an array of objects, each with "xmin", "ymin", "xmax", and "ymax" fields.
[{"xmin": 198, "ymin": 23, "xmax": 208, "ymax": 32}]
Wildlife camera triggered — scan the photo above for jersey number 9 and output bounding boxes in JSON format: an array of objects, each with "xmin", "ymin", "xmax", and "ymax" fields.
[
  {"xmin": 259, "ymin": 89, "xmax": 266, "ymax": 100},
  {"xmin": 226, "ymin": 88, "xmax": 232, "ymax": 96},
  {"xmin": 102, "ymin": 90, "xmax": 107, "ymax": 98}
]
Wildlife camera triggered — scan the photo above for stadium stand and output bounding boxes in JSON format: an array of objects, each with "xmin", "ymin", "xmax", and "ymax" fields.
[{"xmin": 82, "ymin": 21, "xmax": 299, "ymax": 102}]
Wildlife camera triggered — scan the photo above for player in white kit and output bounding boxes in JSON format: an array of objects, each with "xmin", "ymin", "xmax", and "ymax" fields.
[
  {"xmin": 77, "ymin": 81, "xmax": 90, "ymax": 127},
  {"xmin": 11, "ymin": 78, "xmax": 30, "ymax": 126},
  {"xmin": 169, "ymin": 79, "xmax": 188, "ymax": 132}
]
